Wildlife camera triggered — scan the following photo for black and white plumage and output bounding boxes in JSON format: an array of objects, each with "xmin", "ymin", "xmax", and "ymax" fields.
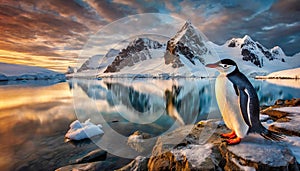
[{"xmin": 206, "ymin": 59, "xmax": 282, "ymax": 144}]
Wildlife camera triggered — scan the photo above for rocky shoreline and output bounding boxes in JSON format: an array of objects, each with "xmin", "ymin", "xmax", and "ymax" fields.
[{"xmin": 56, "ymin": 98, "xmax": 300, "ymax": 171}]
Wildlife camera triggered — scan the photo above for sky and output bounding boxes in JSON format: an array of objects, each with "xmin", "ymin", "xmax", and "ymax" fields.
[{"xmin": 0, "ymin": 0, "xmax": 299, "ymax": 72}]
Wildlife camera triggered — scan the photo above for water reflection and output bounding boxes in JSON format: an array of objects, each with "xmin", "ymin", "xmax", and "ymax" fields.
[
  {"xmin": 72, "ymin": 78, "xmax": 215, "ymax": 158},
  {"xmin": 72, "ymin": 78, "xmax": 300, "ymax": 151},
  {"xmin": 72, "ymin": 78, "xmax": 214, "ymax": 128},
  {"xmin": 0, "ymin": 82, "xmax": 76, "ymax": 170},
  {"xmin": 165, "ymin": 85, "xmax": 185, "ymax": 125},
  {"xmin": 252, "ymin": 79, "xmax": 300, "ymax": 105},
  {"xmin": 1, "ymin": 78, "xmax": 300, "ymax": 169},
  {"xmin": 72, "ymin": 78, "xmax": 300, "ymax": 128}
]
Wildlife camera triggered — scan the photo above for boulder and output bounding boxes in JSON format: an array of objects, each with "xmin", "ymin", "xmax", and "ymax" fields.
[
  {"xmin": 127, "ymin": 131, "xmax": 152, "ymax": 153},
  {"xmin": 55, "ymin": 161, "xmax": 114, "ymax": 171},
  {"xmin": 75, "ymin": 149, "xmax": 107, "ymax": 164},
  {"xmin": 148, "ymin": 120, "xmax": 227, "ymax": 171},
  {"xmin": 146, "ymin": 117, "xmax": 300, "ymax": 171},
  {"xmin": 269, "ymin": 107, "xmax": 300, "ymax": 137},
  {"xmin": 261, "ymin": 109, "xmax": 289, "ymax": 120},
  {"xmin": 116, "ymin": 156, "xmax": 148, "ymax": 171},
  {"xmin": 219, "ymin": 135, "xmax": 298, "ymax": 171}
]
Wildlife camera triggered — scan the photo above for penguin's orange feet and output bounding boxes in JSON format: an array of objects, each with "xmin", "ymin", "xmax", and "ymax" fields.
[
  {"xmin": 221, "ymin": 131, "xmax": 237, "ymax": 139},
  {"xmin": 226, "ymin": 137, "xmax": 241, "ymax": 145}
]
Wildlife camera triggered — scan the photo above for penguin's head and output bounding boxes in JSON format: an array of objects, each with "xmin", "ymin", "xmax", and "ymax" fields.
[{"xmin": 205, "ymin": 59, "xmax": 238, "ymax": 75}]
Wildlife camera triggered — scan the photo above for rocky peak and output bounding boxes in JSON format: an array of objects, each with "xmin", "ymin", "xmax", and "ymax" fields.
[
  {"xmin": 104, "ymin": 38, "xmax": 163, "ymax": 73},
  {"xmin": 164, "ymin": 21, "xmax": 207, "ymax": 68},
  {"xmin": 77, "ymin": 54, "xmax": 103, "ymax": 72},
  {"xmin": 105, "ymin": 48, "xmax": 120, "ymax": 58},
  {"xmin": 227, "ymin": 35, "xmax": 286, "ymax": 67},
  {"xmin": 227, "ymin": 35, "xmax": 254, "ymax": 48},
  {"xmin": 242, "ymin": 35, "xmax": 254, "ymax": 44},
  {"xmin": 271, "ymin": 46, "xmax": 284, "ymax": 55},
  {"xmin": 128, "ymin": 37, "xmax": 163, "ymax": 49}
]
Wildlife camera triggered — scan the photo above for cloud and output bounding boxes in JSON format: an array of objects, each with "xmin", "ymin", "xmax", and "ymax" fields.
[
  {"xmin": 262, "ymin": 22, "xmax": 299, "ymax": 31},
  {"xmin": 84, "ymin": 0, "xmax": 137, "ymax": 22},
  {"xmin": 0, "ymin": 0, "xmax": 299, "ymax": 72},
  {"xmin": 164, "ymin": 0, "xmax": 299, "ymax": 55}
]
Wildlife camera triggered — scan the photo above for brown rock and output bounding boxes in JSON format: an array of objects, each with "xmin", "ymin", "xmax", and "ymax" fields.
[
  {"xmin": 275, "ymin": 99, "xmax": 285, "ymax": 105},
  {"xmin": 75, "ymin": 149, "xmax": 107, "ymax": 164},
  {"xmin": 55, "ymin": 161, "xmax": 114, "ymax": 171},
  {"xmin": 269, "ymin": 112, "xmax": 300, "ymax": 137},
  {"xmin": 269, "ymin": 125, "xmax": 300, "ymax": 137},
  {"xmin": 148, "ymin": 151, "xmax": 190, "ymax": 171},
  {"xmin": 148, "ymin": 120, "xmax": 227, "ymax": 171},
  {"xmin": 285, "ymin": 100, "xmax": 294, "ymax": 106},
  {"xmin": 272, "ymin": 98, "xmax": 300, "ymax": 108},
  {"xmin": 146, "ymin": 118, "xmax": 300, "ymax": 171},
  {"xmin": 116, "ymin": 156, "xmax": 149, "ymax": 171},
  {"xmin": 292, "ymin": 98, "xmax": 300, "ymax": 106},
  {"xmin": 132, "ymin": 131, "xmax": 151, "ymax": 139},
  {"xmin": 261, "ymin": 109, "xmax": 289, "ymax": 120}
]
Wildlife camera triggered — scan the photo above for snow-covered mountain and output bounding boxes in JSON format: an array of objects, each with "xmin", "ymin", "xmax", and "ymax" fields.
[
  {"xmin": 75, "ymin": 21, "xmax": 300, "ymax": 77},
  {"xmin": 225, "ymin": 35, "xmax": 285, "ymax": 67},
  {"xmin": 164, "ymin": 21, "xmax": 209, "ymax": 68},
  {"xmin": 0, "ymin": 62, "xmax": 65, "ymax": 81},
  {"xmin": 76, "ymin": 48, "xmax": 120, "ymax": 73},
  {"xmin": 99, "ymin": 22, "xmax": 212, "ymax": 77},
  {"xmin": 209, "ymin": 35, "xmax": 300, "ymax": 76},
  {"xmin": 104, "ymin": 38, "xmax": 164, "ymax": 73}
]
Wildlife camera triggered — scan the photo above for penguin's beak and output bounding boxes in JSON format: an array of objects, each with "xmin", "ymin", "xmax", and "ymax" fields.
[{"xmin": 205, "ymin": 62, "xmax": 219, "ymax": 68}]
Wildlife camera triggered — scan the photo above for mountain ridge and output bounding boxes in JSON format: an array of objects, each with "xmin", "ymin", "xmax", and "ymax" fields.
[{"xmin": 74, "ymin": 21, "xmax": 299, "ymax": 77}]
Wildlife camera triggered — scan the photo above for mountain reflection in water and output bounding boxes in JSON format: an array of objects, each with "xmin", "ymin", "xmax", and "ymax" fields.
[{"xmin": 0, "ymin": 78, "xmax": 299, "ymax": 169}]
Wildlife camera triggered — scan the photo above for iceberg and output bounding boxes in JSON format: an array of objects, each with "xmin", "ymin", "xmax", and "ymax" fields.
[{"xmin": 65, "ymin": 119, "xmax": 104, "ymax": 141}]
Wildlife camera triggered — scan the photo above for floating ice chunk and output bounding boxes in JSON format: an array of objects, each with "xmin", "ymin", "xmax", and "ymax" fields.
[{"xmin": 65, "ymin": 119, "xmax": 104, "ymax": 141}]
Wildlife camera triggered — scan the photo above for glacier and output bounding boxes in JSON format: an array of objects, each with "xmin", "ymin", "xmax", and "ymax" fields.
[{"xmin": 0, "ymin": 62, "xmax": 65, "ymax": 81}]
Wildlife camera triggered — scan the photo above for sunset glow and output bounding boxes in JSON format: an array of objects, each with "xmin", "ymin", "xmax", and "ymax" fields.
[{"xmin": 0, "ymin": 0, "xmax": 299, "ymax": 73}]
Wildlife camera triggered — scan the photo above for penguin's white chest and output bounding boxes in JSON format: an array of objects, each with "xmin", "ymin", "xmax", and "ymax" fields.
[{"xmin": 215, "ymin": 74, "xmax": 249, "ymax": 138}]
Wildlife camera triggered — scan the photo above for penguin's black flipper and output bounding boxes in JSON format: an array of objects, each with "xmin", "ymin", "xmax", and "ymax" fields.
[
  {"xmin": 237, "ymin": 88, "xmax": 251, "ymax": 127},
  {"xmin": 233, "ymin": 84, "xmax": 239, "ymax": 96}
]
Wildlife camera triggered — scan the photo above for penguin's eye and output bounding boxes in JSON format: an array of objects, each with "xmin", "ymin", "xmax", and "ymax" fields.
[{"xmin": 220, "ymin": 64, "xmax": 230, "ymax": 68}]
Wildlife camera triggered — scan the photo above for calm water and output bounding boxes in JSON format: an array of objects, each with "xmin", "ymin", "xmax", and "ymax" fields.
[{"xmin": 0, "ymin": 78, "xmax": 300, "ymax": 170}]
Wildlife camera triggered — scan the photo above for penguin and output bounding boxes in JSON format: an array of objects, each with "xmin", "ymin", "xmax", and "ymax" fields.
[{"xmin": 206, "ymin": 59, "xmax": 283, "ymax": 145}]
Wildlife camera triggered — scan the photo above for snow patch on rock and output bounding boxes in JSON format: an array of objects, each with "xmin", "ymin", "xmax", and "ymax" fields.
[{"xmin": 172, "ymin": 144, "xmax": 213, "ymax": 168}]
